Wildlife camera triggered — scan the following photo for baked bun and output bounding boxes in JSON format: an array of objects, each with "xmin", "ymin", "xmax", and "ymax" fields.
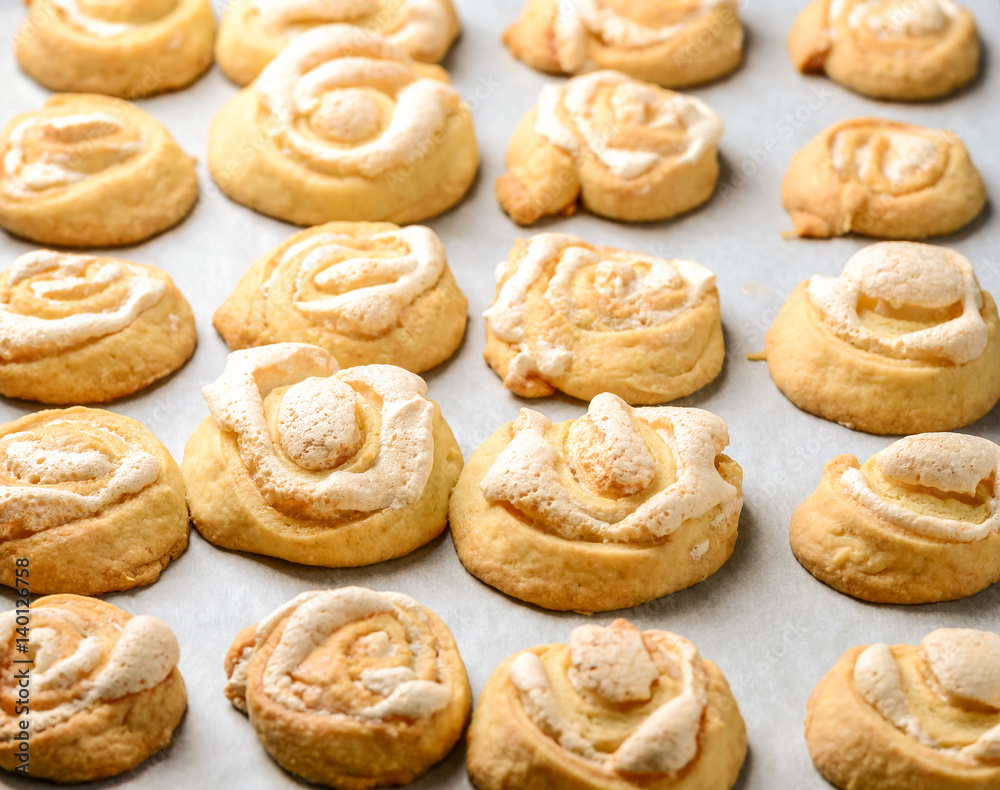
[
  {"xmin": 0, "ymin": 407, "xmax": 188, "ymax": 596},
  {"xmin": 209, "ymin": 25, "xmax": 478, "ymax": 226},
  {"xmin": 498, "ymin": 70, "xmax": 723, "ymax": 225},
  {"xmin": 0, "ymin": 94, "xmax": 198, "ymax": 248},
  {"xmin": 450, "ymin": 394, "xmax": 743, "ymax": 612},
  {"xmin": 468, "ymin": 618, "xmax": 747, "ymax": 790},
  {"xmin": 225, "ymin": 586, "xmax": 471, "ymax": 789},
  {"xmin": 213, "ymin": 222, "xmax": 466, "ymax": 373},
  {"xmin": 0, "ymin": 249, "xmax": 196, "ymax": 404},
  {"xmin": 782, "ymin": 117, "xmax": 986, "ymax": 239},
  {"xmin": 0, "ymin": 594, "xmax": 186, "ymax": 782},
  {"xmin": 183, "ymin": 343, "xmax": 463, "ymax": 567},
  {"xmin": 766, "ymin": 242, "xmax": 1000, "ymax": 434}
]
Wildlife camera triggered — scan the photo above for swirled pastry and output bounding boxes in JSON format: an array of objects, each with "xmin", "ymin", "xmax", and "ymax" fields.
[
  {"xmin": 789, "ymin": 0, "xmax": 979, "ymax": 100},
  {"xmin": 216, "ymin": 0, "xmax": 460, "ymax": 86},
  {"xmin": 766, "ymin": 242, "xmax": 1000, "ymax": 434},
  {"xmin": 791, "ymin": 433, "xmax": 1000, "ymax": 603},
  {"xmin": 0, "ymin": 408, "xmax": 188, "ymax": 596},
  {"xmin": 15, "ymin": 0, "xmax": 215, "ymax": 98},
  {"xmin": 782, "ymin": 117, "xmax": 986, "ymax": 239},
  {"xmin": 183, "ymin": 343, "xmax": 462, "ymax": 567},
  {"xmin": 214, "ymin": 223, "xmax": 466, "ymax": 373},
  {"xmin": 806, "ymin": 628, "xmax": 1000, "ymax": 790},
  {"xmin": 0, "ymin": 94, "xmax": 199, "ymax": 248},
  {"xmin": 504, "ymin": 0, "xmax": 744, "ymax": 88},
  {"xmin": 449, "ymin": 394, "xmax": 743, "ymax": 612},
  {"xmin": 484, "ymin": 233, "xmax": 723, "ymax": 404},
  {"xmin": 208, "ymin": 25, "xmax": 478, "ymax": 227},
  {"xmin": 225, "ymin": 587, "xmax": 470, "ymax": 789},
  {"xmin": 468, "ymin": 619, "xmax": 747, "ymax": 790},
  {"xmin": 498, "ymin": 71, "xmax": 723, "ymax": 225},
  {"xmin": 0, "ymin": 250, "xmax": 196, "ymax": 403},
  {"xmin": 0, "ymin": 595, "xmax": 186, "ymax": 782}
]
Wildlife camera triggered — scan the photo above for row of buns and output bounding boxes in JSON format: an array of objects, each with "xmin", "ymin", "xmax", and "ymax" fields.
[
  {"xmin": 1, "ymin": 4, "xmax": 990, "ymax": 246},
  {"xmin": 1, "ymin": 2, "xmax": 996, "ymax": 789},
  {"xmin": 3, "ymin": 591, "xmax": 998, "ymax": 790},
  {"xmin": 13, "ymin": 0, "xmax": 982, "ymax": 101},
  {"xmin": 3, "ymin": 337, "xmax": 999, "ymax": 608},
  {"xmin": 3, "ymin": 233, "xmax": 997, "ymax": 435}
]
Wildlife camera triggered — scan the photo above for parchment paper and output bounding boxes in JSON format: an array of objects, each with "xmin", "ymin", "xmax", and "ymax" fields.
[{"xmin": 2, "ymin": 1, "xmax": 999, "ymax": 787}]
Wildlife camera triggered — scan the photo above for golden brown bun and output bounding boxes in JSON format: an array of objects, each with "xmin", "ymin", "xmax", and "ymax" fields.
[
  {"xmin": 183, "ymin": 343, "xmax": 463, "ymax": 567},
  {"xmin": 216, "ymin": 0, "xmax": 460, "ymax": 86},
  {"xmin": 213, "ymin": 222, "xmax": 466, "ymax": 374},
  {"xmin": 806, "ymin": 631, "xmax": 1000, "ymax": 790},
  {"xmin": 224, "ymin": 587, "xmax": 471, "ymax": 789},
  {"xmin": 0, "ymin": 250, "xmax": 196, "ymax": 404},
  {"xmin": 791, "ymin": 433, "xmax": 1000, "ymax": 603},
  {"xmin": 450, "ymin": 394, "xmax": 742, "ymax": 612},
  {"xmin": 483, "ymin": 233, "xmax": 723, "ymax": 404},
  {"xmin": 766, "ymin": 243, "xmax": 1000, "ymax": 434},
  {"xmin": 0, "ymin": 94, "xmax": 198, "ymax": 248},
  {"xmin": 0, "ymin": 594, "xmax": 186, "ymax": 782},
  {"xmin": 0, "ymin": 408, "xmax": 188, "ymax": 596},
  {"xmin": 468, "ymin": 619, "xmax": 747, "ymax": 790},
  {"xmin": 497, "ymin": 71, "xmax": 722, "ymax": 225},
  {"xmin": 208, "ymin": 25, "xmax": 478, "ymax": 226},
  {"xmin": 504, "ymin": 0, "xmax": 744, "ymax": 88},
  {"xmin": 788, "ymin": 0, "xmax": 979, "ymax": 101},
  {"xmin": 16, "ymin": 0, "xmax": 215, "ymax": 98},
  {"xmin": 782, "ymin": 117, "xmax": 986, "ymax": 239}
]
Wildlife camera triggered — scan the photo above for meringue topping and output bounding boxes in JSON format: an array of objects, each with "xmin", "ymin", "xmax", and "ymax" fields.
[
  {"xmin": 480, "ymin": 394, "xmax": 739, "ymax": 543},
  {"xmin": 0, "ymin": 250, "xmax": 165, "ymax": 361},
  {"xmin": 0, "ymin": 605, "xmax": 179, "ymax": 738},
  {"xmin": 841, "ymin": 433, "xmax": 1000, "ymax": 543},
  {"xmin": 0, "ymin": 417, "xmax": 161, "ymax": 535},
  {"xmin": 3, "ymin": 112, "xmax": 145, "ymax": 198},
  {"xmin": 510, "ymin": 620, "xmax": 709, "ymax": 775},
  {"xmin": 225, "ymin": 587, "xmax": 453, "ymax": 721},
  {"xmin": 854, "ymin": 629, "xmax": 1000, "ymax": 762},
  {"xmin": 808, "ymin": 243, "xmax": 988, "ymax": 365},
  {"xmin": 255, "ymin": 25, "xmax": 460, "ymax": 178},
  {"xmin": 202, "ymin": 344, "xmax": 435, "ymax": 518},
  {"xmin": 535, "ymin": 71, "xmax": 724, "ymax": 179},
  {"xmin": 265, "ymin": 225, "xmax": 446, "ymax": 337}
]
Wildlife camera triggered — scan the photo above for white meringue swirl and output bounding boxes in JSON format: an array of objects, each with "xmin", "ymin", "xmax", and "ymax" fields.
[
  {"xmin": 202, "ymin": 343, "xmax": 435, "ymax": 519},
  {"xmin": 226, "ymin": 587, "xmax": 453, "ymax": 721},
  {"xmin": 808, "ymin": 243, "xmax": 988, "ymax": 365},
  {"xmin": 854, "ymin": 629, "xmax": 1000, "ymax": 763},
  {"xmin": 535, "ymin": 70, "xmax": 723, "ymax": 180},
  {"xmin": 2, "ymin": 112, "xmax": 145, "ymax": 198},
  {"xmin": 509, "ymin": 620, "xmax": 709, "ymax": 775},
  {"xmin": 0, "ymin": 417, "xmax": 160, "ymax": 536},
  {"xmin": 264, "ymin": 225, "xmax": 445, "ymax": 337},
  {"xmin": 0, "ymin": 250, "xmax": 165, "ymax": 362},
  {"xmin": 480, "ymin": 393, "xmax": 739, "ymax": 543},
  {"xmin": 841, "ymin": 432, "xmax": 1000, "ymax": 543},
  {"xmin": 255, "ymin": 24, "xmax": 461, "ymax": 178},
  {"xmin": 0, "ymin": 603, "xmax": 179, "ymax": 738}
]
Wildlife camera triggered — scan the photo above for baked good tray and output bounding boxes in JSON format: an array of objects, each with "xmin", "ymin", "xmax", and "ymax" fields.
[{"xmin": 2, "ymin": 0, "xmax": 999, "ymax": 787}]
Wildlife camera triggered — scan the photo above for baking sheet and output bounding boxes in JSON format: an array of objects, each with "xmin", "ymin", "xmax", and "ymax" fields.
[{"xmin": 2, "ymin": 1, "xmax": 1000, "ymax": 787}]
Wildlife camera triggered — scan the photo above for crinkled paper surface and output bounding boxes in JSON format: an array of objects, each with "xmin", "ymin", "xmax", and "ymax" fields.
[{"xmin": 1, "ymin": 1, "xmax": 999, "ymax": 787}]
